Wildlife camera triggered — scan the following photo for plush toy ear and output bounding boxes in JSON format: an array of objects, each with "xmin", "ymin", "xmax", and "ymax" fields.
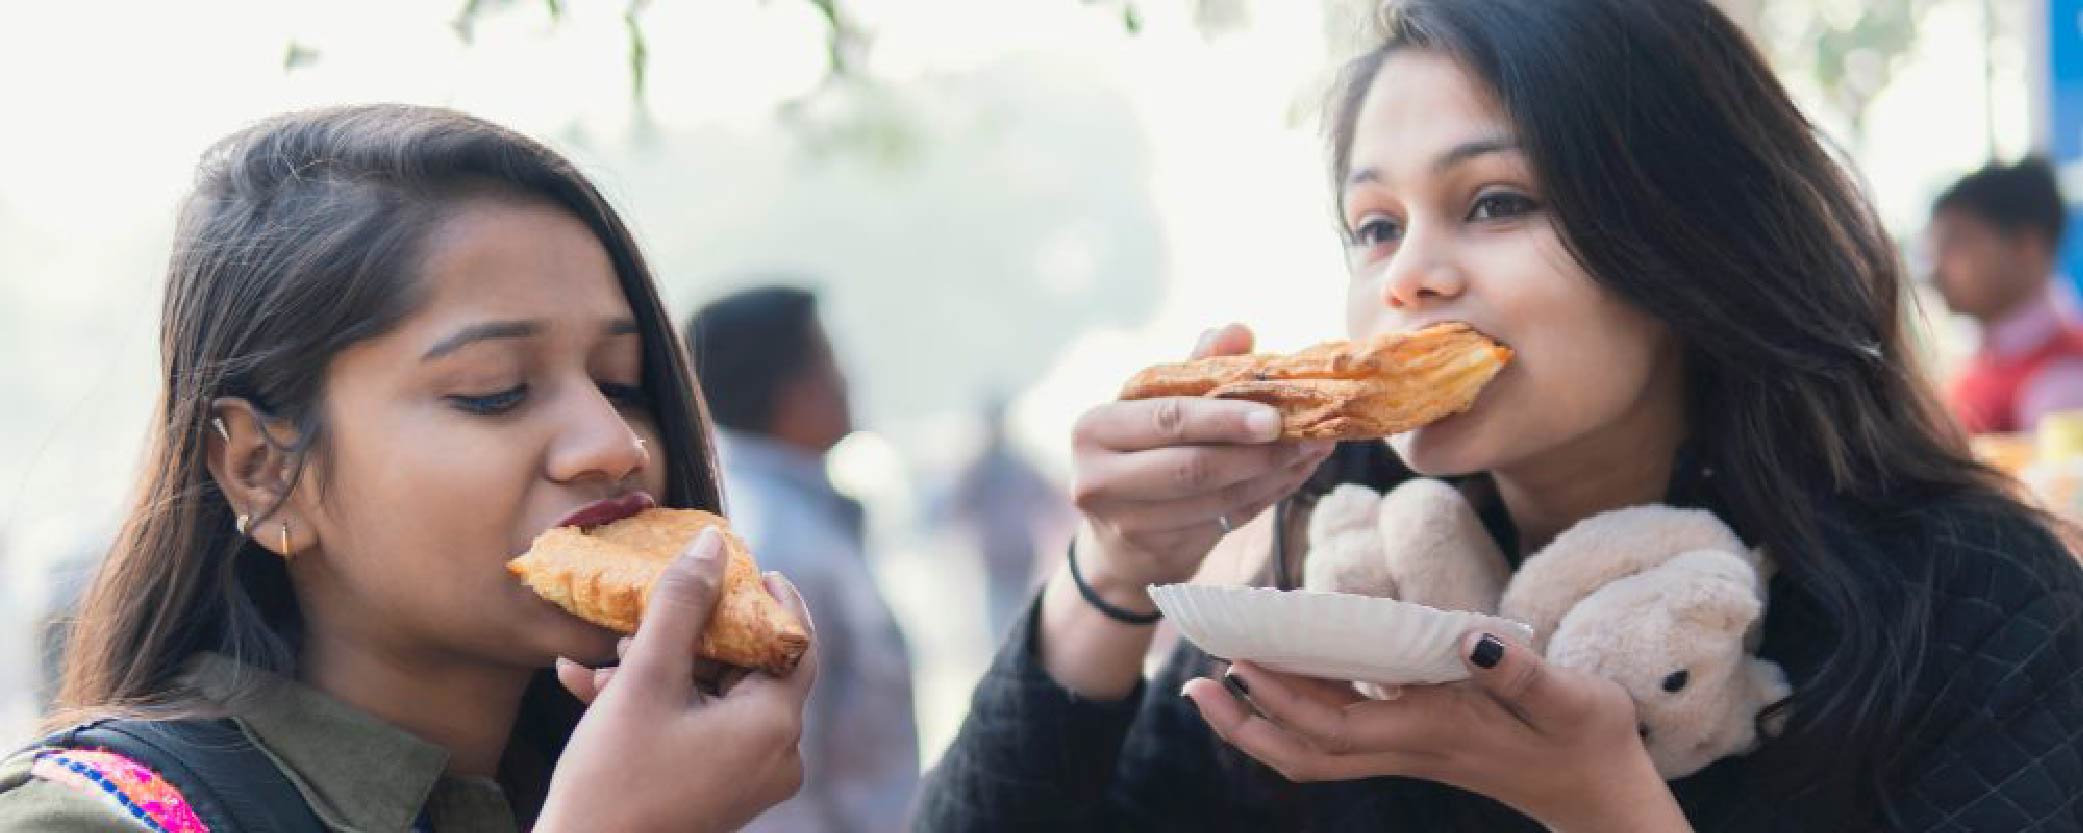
[
  {"xmin": 1747, "ymin": 655, "xmax": 1793, "ymax": 736},
  {"xmin": 1664, "ymin": 550, "xmax": 1764, "ymax": 634}
]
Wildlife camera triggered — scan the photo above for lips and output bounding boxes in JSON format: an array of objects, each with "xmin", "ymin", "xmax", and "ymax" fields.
[{"xmin": 555, "ymin": 491, "xmax": 658, "ymax": 530}]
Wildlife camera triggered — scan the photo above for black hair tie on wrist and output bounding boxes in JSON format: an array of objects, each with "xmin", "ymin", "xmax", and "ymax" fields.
[{"xmin": 1066, "ymin": 538, "xmax": 1164, "ymax": 625}]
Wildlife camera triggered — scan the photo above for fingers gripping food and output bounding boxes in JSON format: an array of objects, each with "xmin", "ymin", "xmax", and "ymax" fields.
[
  {"xmin": 509, "ymin": 508, "xmax": 811, "ymax": 674},
  {"xmin": 1118, "ymin": 323, "xmax": 1513, "ymax": 441}
]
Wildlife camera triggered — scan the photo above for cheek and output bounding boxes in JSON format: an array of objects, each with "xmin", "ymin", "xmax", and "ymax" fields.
[
  {"xmin": 307, "ymin": 400, "xmax": 543, "ymax": 628},
  {"xmin": 1397, "ymin": 245, "xmax": 1669, "ymax": 472},
  {"xmin": 1345, "ymin": 272, "xmax": 1377, "ymax": 340}
]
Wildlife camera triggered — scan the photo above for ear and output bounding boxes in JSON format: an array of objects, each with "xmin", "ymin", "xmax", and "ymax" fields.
[
  {"xmin": 204, "ymin": 398, "xmax": 311, "ymax": 558},
  {"xmin": 1746, "ymin": 656, "xmax": 1793, "ymax": 734},
  {"xmin": 1664, "ymin": 550, "xmax": 1762, "ymax": 634}
]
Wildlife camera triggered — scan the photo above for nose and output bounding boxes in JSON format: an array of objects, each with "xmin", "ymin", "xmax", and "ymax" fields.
[
  {"xmin": 545, "ymin": 382, "xmax": 650, "ymax": 487},
  {"xmin": 1378, "ymin": 226, "xmax": 1469, "ymax": 311}
]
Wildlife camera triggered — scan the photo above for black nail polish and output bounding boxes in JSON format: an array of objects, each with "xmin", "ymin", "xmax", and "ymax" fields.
[
  {"xmin": 1471, "ymin": 634, "xmax": 1504, "ymax": 669},
  {"xmin": 1223, "ymin": 670, "xmax": 1252, "ymax": 699}
]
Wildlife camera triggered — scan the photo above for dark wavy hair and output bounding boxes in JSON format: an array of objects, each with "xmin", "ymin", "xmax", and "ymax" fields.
[
  {"xmin": 51, "ymin": 104, "xmax": 722, "ymax": 822},
  {"xmin": 1306, "ymin": 0, "xmax": 2044, "ymax": 824}
]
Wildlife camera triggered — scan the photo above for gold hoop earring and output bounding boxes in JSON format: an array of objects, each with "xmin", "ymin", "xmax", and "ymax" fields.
[
  {"xmin": 279, "ymin": 521, "xmax": 294, "ymax": 558},
  {"xmin": 235, "ymin": 514, "xmax": 251, "ymax": 535}
]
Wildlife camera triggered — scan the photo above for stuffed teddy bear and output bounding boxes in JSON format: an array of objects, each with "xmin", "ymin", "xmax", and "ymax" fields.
[{"xmin": 1302, "ymin": 479, "xmax": 1790, "ymax": 779}]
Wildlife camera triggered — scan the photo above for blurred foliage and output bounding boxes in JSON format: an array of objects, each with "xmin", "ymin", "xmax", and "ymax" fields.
[
  {"xmin": 1760, "ymin": 0, "xmax": 1946, "ymax": 142},
  {"xmin": 294, "ymin": 0, "xmax": 1960, "ymax": 144},
  {"xmin": 287, "ymin": 0, "xmax": 1963, "ymax": 169},
  {"xmin": 426, "ymin": 0, "xmax": 1250, "ymax": 108}
]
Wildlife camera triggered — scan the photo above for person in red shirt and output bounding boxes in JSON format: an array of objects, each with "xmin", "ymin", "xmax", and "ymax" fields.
[{"xmin": 1931, "ymin": 156, "xmax": 2083, "ymax": 433}]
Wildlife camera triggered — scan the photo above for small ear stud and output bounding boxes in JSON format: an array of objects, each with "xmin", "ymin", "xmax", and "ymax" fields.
[
  {"xmin": 235, "ymin": 514, "xmax": 251, "ymax": 535},
  {"xmin": 211, "ymin": 418, "xmax": 231, "ymax": 442}
]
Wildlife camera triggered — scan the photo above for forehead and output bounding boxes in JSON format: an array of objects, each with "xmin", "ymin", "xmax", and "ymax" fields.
[
  {"xmin": 1348, "ymin": 50, "xmax": 1513, "ymax": 179},
  {"xmin": 412, "ymin": 199, "xmax": 631, "ymax": 324},
  {"xmin": 1931, "ymin": 207, "xmax": 2000, "ymax": 236}
]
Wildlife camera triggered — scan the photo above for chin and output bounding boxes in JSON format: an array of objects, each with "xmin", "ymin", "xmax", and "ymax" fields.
[
  {"xmin": 1389, "ymin": 411, "xmax": 1495, "ymax": 477},
  {"xmin": 506, "ymin": 588, "xmax": 622, "ymax": 665}
]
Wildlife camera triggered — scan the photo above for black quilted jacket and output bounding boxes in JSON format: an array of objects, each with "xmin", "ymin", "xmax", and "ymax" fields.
[{"xmin": 915, "ymin": 451, "xmax": 2083, "ymax": 832}]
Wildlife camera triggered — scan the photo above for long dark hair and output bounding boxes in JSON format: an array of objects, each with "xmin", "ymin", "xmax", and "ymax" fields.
[
  {"xmin": 1317, "ymin": 0, "xmax": 2044, "ymax": 824},
  {"xmin": 51, "ymin": 104, "xmax": 721, "ymax": 820}
]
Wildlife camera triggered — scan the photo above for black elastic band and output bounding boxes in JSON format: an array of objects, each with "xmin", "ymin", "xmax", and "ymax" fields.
[{"xmin": 1065, "ymin": 538, "xmax": 1163, "ymax": 625}]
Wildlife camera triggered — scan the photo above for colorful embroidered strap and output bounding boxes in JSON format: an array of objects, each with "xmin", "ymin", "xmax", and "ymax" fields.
[{"xmin": 29, "ymin": 747, "xmax": 210, "ymax": 833}]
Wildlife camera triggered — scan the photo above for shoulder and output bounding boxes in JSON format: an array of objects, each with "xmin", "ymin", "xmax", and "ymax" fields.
[
  {"xmin": 1874, "ymin": 493, "xmax": 2081, "ymax": 606},
  {"xmin": 0, "ymin": 746, "xmax": 201, "ymax": 832},
  {"xmin": 1846, "ymin": 494, "xmax": 2083, "ymax": 685}
]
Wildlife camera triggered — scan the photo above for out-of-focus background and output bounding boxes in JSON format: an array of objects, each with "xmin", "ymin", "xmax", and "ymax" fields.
[{"xmin": 0, "ymin": 0, "xmax": 2063, "ymax": 766}]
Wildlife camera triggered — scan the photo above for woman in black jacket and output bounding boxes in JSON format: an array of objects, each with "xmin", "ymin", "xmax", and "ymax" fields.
[{"xmin": 916, "ymin": 0, "xmax": 2083, "ymax": 830}]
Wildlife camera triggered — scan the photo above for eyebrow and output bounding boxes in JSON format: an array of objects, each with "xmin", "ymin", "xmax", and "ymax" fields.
[
  {"xmin": 423, "ymin": 321, "xmax": 539, "ymax": 361},
  {"xmin": 422, "ymin": 318, "xmax": 640, "ymax": 361},
  {"xmin": 1344, "ymin": 136, "xmax": 1522, "ymax": 189}
]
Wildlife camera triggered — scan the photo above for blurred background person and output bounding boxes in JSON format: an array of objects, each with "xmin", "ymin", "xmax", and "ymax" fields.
[
  {"xmin": 687, "ymin": 285, "xmax": 920, "ymax": 833},
  {"xmin": 926, "ymin": 394, "xmax": 1074, "ymax": 639},
  {"xmin": 1930, "ymin": 156, "xmax": 2083, "ymax": 434}
]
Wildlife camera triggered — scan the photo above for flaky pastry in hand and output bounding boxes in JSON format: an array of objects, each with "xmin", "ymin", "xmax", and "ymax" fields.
[
  {"xmin": 509, "ymin": 508, "xmax": 810, "ymax": 674},
  {"xmin": 1119, "ymin": 322, "xmax": 1512, "ymax": 441}
]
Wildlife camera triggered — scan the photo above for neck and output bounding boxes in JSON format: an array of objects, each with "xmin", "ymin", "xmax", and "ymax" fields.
[
  {"xmin": 1489, "ymin": 377, "xmax": 1687, "ymax": 557},
  {"xmin": 1984, "ymin": 282, "xmax": 2051, "ymax": 330},
  {"xmin": 298, "ymin": 630, "xmax": 531, "ymax": 778}
]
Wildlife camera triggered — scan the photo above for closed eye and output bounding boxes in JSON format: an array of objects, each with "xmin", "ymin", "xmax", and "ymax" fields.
[
  {"xmin": 599, "ymin": 382, "xmax": 653, "ymax": 410},
  {"xmin": 450, "ymin": 384, "xmax": 528, "ymax": 415}
]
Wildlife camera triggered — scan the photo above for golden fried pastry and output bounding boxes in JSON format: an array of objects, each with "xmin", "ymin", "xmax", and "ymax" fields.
[
  {"xmin": 1119, "ymin": 322, "xmax": 1512, "ymax": 441},
  {"xmin": 508, "ymin": 508, "xmax": 810, "ymax": 674}
]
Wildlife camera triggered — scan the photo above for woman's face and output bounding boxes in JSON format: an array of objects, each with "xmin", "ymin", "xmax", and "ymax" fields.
[
  {"xmin": 289, "ymin": 198, "xmax": 668, "ymax": 670},
  {"xmin": 1341, "ymin": 50, "xmax": 1682, "ymax": 477}
]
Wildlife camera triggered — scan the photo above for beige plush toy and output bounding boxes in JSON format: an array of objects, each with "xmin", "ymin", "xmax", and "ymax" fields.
[{"xmin": 1302, "ymin": 479, "xmax": 1790, "ymax": 779}]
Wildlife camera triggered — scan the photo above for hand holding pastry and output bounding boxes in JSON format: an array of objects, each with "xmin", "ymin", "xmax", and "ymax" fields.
[{"xmin": 539, "ymin": 529, "xmax": 818, "ymax": 833}]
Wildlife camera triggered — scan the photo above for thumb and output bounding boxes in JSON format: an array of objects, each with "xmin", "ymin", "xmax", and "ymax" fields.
[
  {"xmin": 554, "ymin": 657, "xmax": 619, "ymax": 705},
  {"xmin": 1191, "ymin": 323, "xmax": 1256, "ymax": 359},
  {"xmin": 621, "ymin": 527, "xmax": 728, "ymax": 696},
  {"xmin": 1460, "ymin": 629, "xmax": 1588, "ymax": 729}
]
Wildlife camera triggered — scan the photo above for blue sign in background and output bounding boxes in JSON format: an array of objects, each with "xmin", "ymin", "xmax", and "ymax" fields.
[{"xmin": 2051, "ymin": 0, "xmax": 2083, "ymax": 294}]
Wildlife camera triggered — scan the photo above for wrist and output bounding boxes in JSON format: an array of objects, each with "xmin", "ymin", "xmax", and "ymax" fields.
[
  {"xmin": 1073, "ymin": 526, "xmax": 1160, "ymax": 616},
  {"xmin": 1546, "ymin": 750, "xmax": 1689, "ymax": 833}
]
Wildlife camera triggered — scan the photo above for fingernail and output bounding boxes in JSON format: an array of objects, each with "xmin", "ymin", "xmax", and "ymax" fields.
[
  {"xmin": 1471, "ymin": 633, "xmax": 1504, "ymax": 669},
  {"xmin": 1223, "ymin": 669, "xmax": 1252, "ymax": 699},
  {"xmin": 554, "ymin": 657, "xmax": 576, "ymax": 674},
  {"xmin": 1246, "ymin": 409, "xmax": 1281, "ymax": 440},
  {"xmin": 687, "ymin": 528, "xmax": 723, "ymax": 561}
]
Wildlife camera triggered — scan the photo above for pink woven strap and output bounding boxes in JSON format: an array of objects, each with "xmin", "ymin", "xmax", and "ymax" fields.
[{"xmin": 29, "ymin": 747, "xmax": 210, "ymax": 833}]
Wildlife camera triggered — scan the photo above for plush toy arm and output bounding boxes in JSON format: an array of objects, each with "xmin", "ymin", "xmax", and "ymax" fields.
[
  {"xmin": 1302, "ymin": 484, "xmax": 1396, "ymax": 597},
  {"xmin": 1374, "ymin": 478, "xmax": 1509, "ymax": 614}
]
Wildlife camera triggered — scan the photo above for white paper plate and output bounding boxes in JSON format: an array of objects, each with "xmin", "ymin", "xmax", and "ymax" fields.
[{"xmin": 1149, "ymin": 584, "xmax": 1534, "ymax": 685}]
